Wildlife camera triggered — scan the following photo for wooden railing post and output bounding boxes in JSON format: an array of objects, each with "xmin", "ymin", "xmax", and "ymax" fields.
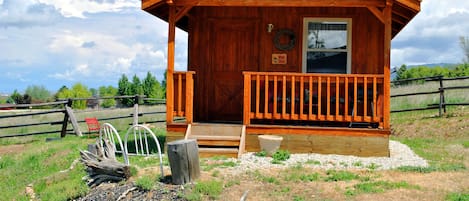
[
  {"xmin": 185, "ymin": 72, "xmax": 194, "ymax": 123},
  {"xmin": 243, "ymin": 73, "xmax": 251, "ymax": 125}
]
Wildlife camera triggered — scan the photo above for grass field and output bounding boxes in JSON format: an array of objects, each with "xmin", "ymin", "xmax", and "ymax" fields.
[
  {"xmin": 0, "ymin": 85, "xmax": 468, "ymax": 200},
  {"xmin": 391, "ymin": 79, "xmax": 469, "ymax": 111}
]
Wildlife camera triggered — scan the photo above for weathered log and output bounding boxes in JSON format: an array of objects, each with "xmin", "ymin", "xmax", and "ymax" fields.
[
  {"xmin": 80, "ymin": 139, "xmax": 130, "ymax": 187},
  {"xmin": 167, "ymin": 139, "xmax": 200, "ymax": 185}
]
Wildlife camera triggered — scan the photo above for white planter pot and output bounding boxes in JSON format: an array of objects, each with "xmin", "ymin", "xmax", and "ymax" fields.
[{"xmin": 258, "ymin": 135, "xmax": 283, "ymax": 156}]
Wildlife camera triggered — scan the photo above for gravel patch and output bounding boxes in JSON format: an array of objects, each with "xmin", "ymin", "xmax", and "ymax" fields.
[{"xmin": 223, "ymin": 140, "xmax": 428, "ymax": 174}]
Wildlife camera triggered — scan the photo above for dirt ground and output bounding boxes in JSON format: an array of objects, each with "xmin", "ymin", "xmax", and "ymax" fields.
[
  {"xmin": 201, "ymin": 168, "xmax": 469, "ymax": 201},
  {"xmin": 0, "ymin": 144, "xmax": 25, "ymax": 155}
]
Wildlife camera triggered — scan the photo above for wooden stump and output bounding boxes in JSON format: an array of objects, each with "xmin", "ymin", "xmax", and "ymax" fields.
[
  {"xmin": 167, "ymin": 139, "xmax": 200, "ymax": 185},
  {"xmin": 80, "ymin": 139, "xmax": 130, "ymax": 187}
]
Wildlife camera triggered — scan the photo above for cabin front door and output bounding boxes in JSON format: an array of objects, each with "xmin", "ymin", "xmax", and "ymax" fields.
[{"xmin": 207, "ymin": 19, "xmax": 259, "ymax": 122}]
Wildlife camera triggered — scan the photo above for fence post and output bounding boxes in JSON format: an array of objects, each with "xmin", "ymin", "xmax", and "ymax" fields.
[
  {"xmin": 60, "ymin": 99, "xmax": 72, "ymax": 137},
  {"xmin": 438, "ymin": 76, "xmax": 446, "ymax": 116},
  {"xmin": 133, "ymin": 95, "xmax": 140, "ymax": 126}
]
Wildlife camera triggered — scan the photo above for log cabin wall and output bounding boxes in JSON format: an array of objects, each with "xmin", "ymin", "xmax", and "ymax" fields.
[{"xmin": 187, "ymin": 7, "xmax": 384, "ymax": 122}]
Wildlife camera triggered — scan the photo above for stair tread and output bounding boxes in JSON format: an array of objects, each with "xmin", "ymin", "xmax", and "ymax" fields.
[
  {"xmin": 191, "ymin": 123, "xmax": 243, "ymax": 136},
  {"xmin": 188, "ymin": 135, "xmax": 241, "ymax": 140},
  {"xmin": 199, "ymin": 147, "xmax": 239, "ymax": 153}
]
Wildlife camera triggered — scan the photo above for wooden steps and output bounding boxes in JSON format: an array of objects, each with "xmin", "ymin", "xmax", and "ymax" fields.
[{"xmin": 184, "ymin": 124, "xmax": 246, "ymax": 158}]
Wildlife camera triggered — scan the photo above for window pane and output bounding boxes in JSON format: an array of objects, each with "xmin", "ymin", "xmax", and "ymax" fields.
[
  {"xmin": 306, "ymin": 51, "xmax": 347, "ymax": 73},
  {"xmin": 308, "ymin": 22, "xmax": 347, "ymax": 49}
]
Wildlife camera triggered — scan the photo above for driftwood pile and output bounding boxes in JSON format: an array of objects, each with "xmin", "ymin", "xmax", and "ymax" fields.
[{"xmin": 80, "ymin": 139, "xmax": 130, "ymax": 187}]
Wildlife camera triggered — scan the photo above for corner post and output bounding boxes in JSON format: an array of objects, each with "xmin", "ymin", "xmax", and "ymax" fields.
[
  {"xmin": 185, "ymin": 72, "xmax": 194, "ymax": 123},
  {"xmin": 167, "ymin": 6, "xmax": 176, "ymax": 124},
  {"xmin": 383, "ymin": 0, "xmax": 393, "ymax": 130},
  {"xmin": 243, "ymin": 72, "xmax": 251, "ymax": 125}
]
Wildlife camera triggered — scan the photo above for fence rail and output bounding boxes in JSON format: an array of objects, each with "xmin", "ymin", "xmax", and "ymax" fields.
[
  {"xmin": 0, "ymin": 95, "xmax": 166, "ymax": 139},
  {"xmin": 391, "ymin": 75, "xmax": 469, "ymax": 116}
]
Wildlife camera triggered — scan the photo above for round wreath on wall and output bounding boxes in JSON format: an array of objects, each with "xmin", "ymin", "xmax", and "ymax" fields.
[{"xmin": 273, "ymin": 29, "xmax": 296, "ymax": 51}]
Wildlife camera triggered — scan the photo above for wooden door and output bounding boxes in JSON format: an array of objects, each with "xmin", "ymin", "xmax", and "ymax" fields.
[{"xmin": 207, "ymin": 19, "xmax": 259, "ymax": 122}]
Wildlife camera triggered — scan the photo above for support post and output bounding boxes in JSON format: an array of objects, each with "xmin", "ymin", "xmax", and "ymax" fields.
[
  {"xmin": 65, "ymin": 105, "xmax": 82, "ymax": 137},
  {"xmin": 185, "ymin": 72, "xmax": 194, "ymax": 123},
  {"xmin": 438, "ymin": 76, "xmax": 446, "ymax": 116},
  {"xmin": 243, "ymin": 73, "xmax": 251, "ymax": 125},
  {"xmin": 383, "ymin": 0, "xmax": 393, "ymax": 130},
  {"xmin": 166, "ymin": 6, "xmax": 176, "ymax": 124},
  {"xmin": 60, "ymin": 99, "xmax": 72, "ymax": 137},
  {"xmin": 133, "ymin": 102, "xmax": 139, "ymax": 126}
]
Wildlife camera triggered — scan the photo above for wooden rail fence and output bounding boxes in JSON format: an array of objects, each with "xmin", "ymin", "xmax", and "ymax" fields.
[
  {"xmin": 391, "ymin": 76, "xmax": 469, "ymax": 116},
  {"xmin": 0, "ymin": 95, "xmax": 166, "ymax": 139}
]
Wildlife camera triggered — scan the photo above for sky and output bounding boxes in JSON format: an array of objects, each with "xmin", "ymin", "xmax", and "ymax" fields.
[{"xmin": 0, "ymin": 0, "xmax": 468, "ymax": 95}]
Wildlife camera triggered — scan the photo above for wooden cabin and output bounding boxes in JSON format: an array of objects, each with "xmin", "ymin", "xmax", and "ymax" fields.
[{"xmin": 142, "ymin": 0, "xmax": 421, "ymax": 157}]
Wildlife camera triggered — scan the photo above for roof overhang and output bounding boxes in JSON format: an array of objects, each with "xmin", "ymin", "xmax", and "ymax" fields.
[{"xmin": 142, "ymin": 0, "xmax": 421, "ymax": 38}]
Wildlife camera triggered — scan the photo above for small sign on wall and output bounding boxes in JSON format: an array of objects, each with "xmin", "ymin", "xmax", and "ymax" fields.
[{"xmin": 272, "ymin": 53, "xmax": 287, "ymax": 64}]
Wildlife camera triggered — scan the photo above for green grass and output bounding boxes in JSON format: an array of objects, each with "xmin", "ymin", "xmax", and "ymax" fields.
[
  {"xmin": 445, "ymin": 192, "xmax": 469, "ymax": 201},
  {"xmin": 186, "ymin": 180, "xmax": 223, "ymax": 201},
  {"xmin": 0, "ymin": 136, "xmax": 91, "ymax": 200},
  {"xmin": 135, "ymin": 176, "xmax": 156, "ymax": 191},
  {"xmin": 396, "ymin": 137, "xmax": 467, "ymax": 171},
  {"xmin": 391, "ymin": 79, "xmax": 469, "ymax": 111},
  {"xmin": 463, "ymin": 141, "xmax": 469, "ymax": 148},
  {"xmin": 324, "ymin": 170, "xmax": 359, "ymax": 182},
  {"xmin": 345, "ymin": 181, "xmax": 420, "ymax": 196},
  {"xmin": 282, "ymin": 165, "xmax": 321, "ymax": 182}
]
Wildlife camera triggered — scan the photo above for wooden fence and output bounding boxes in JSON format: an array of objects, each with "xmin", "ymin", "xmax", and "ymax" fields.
[
  {"xmin": 0, "ymin": 95, "xmax": 166, "ymax": 139},
  {"xmin": 391, "ymin": 76, "xmax": 469, "ymax": 116}
]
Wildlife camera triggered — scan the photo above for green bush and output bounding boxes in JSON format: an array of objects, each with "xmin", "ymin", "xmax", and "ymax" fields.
[
  {"xmin": 254, "ymin": 150, "xmax": 267, "ymax": 157},
  {"xmin": 272, "ymin": 150, "xmax": 290, "ymax": 161}
]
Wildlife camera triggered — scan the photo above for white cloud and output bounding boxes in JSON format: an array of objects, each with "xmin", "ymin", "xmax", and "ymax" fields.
[
  {"xmin": 37, "ymin": 0, "xmax": 139, "ymax": 18},
  {"xmin": 391, "ymin": 0, "xmax": 469, "ymax": 66},
  {"xmin": 47, "ymin": 30, "xmax": 170, "ymax": 82},
  {"xmin": 0, "ymin": 0, "xmax": 63, "ymax": 28}
]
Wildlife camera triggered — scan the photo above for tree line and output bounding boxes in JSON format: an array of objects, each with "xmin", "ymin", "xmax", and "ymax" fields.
[
  {"xmin": 394, "ymin": 63, "xmax": 469, "ymax": 81},
  {"xmin": 0, "ymin": 71, "xmax": 166, "ymax": 109},
  {"xmin": 394, "ymin": 36, "xmax": 469, "ymax": 81}
]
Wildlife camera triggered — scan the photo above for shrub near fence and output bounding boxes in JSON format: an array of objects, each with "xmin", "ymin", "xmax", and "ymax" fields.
[
  {"xmin": 391, "ymin": 76, "xmax": 469, "ymax": 116},
  {"xmin": 0, "ymin": 95, "xmax": 167, "ymax": 139}
]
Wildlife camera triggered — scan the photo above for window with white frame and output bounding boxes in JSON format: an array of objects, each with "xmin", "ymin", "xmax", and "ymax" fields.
[{"xmin": 302, "ymin": 18, "xmax": 352, "ymax": 74}]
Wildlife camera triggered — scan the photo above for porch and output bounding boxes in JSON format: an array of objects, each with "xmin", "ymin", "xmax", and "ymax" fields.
[{"xmin": 166, "ymin": 71, "xmax": 390, "ymax": 157}]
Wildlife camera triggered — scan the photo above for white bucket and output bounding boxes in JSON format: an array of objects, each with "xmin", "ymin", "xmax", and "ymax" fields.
[{"xmin": 258, "ymin": 135, "xmax": 283, "ymax": 156}]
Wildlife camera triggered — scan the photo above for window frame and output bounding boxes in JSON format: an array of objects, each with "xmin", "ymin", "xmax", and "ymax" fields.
[{"xmin": 302, "ymin": 18, "xmax": 352, "ymax": 74}]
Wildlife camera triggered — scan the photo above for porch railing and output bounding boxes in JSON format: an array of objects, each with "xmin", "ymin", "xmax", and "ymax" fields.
[
  {"xmin": 243, "ymin": 72, "xmax": 384, "ymax": 127},
  {"xmin": 171, "ymin": 71, "xmax": 195, "ymax": 123}
]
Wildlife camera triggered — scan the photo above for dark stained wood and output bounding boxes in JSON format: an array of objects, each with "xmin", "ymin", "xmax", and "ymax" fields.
[
  {"xmin": 206, "ymin": 18, "xmax": 259, "ymax": 121},
  {"xmin": 171, "ymin": 0, "xmax": 386, "ymax": 7},
  {"xmin": 188, "ymin": 7, "xmax": 388, "ymax": 122},
  {"xmin": 143, "ymin": 0, "xmax": 420, "ymax": 39}
]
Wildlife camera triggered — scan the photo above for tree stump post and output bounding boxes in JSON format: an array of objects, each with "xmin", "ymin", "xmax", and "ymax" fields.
[{"xmin": 167, "ymin": 139, "xmax": 200, "ymax": 185}]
